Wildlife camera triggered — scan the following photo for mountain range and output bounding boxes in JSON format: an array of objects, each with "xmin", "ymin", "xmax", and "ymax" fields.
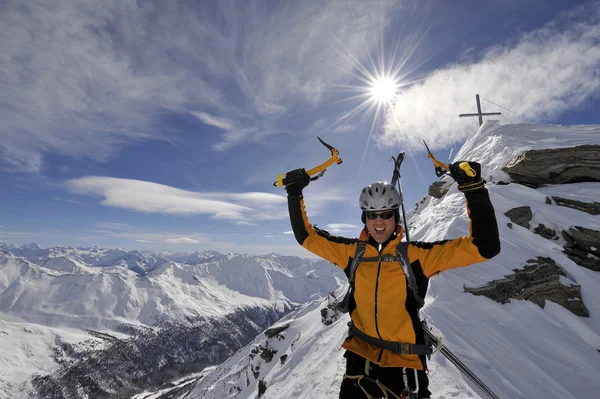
[{"xmin": 0, "ymin": 244, "xmax": 343, "ymax": 397}]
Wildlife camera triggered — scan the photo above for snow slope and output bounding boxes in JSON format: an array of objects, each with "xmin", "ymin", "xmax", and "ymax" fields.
[{"xmin": 184, "ymin": 300, "xmax": 481, "ymax": 399}]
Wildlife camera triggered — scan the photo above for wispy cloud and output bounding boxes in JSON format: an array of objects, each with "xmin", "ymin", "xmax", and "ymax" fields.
[
  {"xmin": 0, "ymin": 145, "xmax": 42, "ymax": 173},
  {"xmin": 2, "ymin": 0, "xmax": 398, "ymax": 171},
  {"xmin": 66, "ymin": 176, "xmax": 290, "ymax": 223},
  {"xmin": 322, "ymin": 223, "xmax": 360, "ymax": 234},
  {"xmin": 190, "ymin": 111, "xmax": 235, "ymax": 131},
  {"xmin": 381, "ymin": 3, "xmax": 600, "ymax": 152},
  {"xmin": 52, "ymin": 197, "xmax": 81, "ymax": 205},
  {"xmin": 237, "ymin": 221, "xmax": 257, "ymax": 227},
  {"xmin": 166, "ymin": 237, "xmax": 202, "ymax": 245},
  {"xmin": 90, "ymin": 230, "xmax": 208, "ymax": 245},
  {"xmin": 88, "ymin": 230, "xmax": 309, "ymax": 256},
  {"xmin": 0, "ymin": 231, "xmax": 37, "ymax": 238},
  {"xmin": 93, "ymin": 222, "xmax": 137, "ymax": 232}
]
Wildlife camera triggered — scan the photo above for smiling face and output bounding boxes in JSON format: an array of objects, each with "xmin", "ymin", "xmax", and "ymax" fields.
[{"xmin": 364, "ymin": 210, "xmax": 396, "ymax": 243}]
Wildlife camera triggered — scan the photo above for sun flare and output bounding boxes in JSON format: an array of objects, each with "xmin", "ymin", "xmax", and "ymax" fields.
[
  {"xmin": 369, "ymin": 76, "xmax": 398, "ymax": 104},
  {"xmin": 323, "ymin": 31, "xmax": 427, "ymax": 175}
]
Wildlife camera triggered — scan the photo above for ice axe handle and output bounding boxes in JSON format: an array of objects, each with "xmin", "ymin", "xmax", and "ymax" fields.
[
  {"xmin": 427, "ymin": 154, "xmax": 448, "ymax": 177},
  {"xmin": 273, "ymin": 137, "xmax": 342, "ymax": 187},
  {"xmin": 423, "ymin": 140, "xmax": 449, "ymax": 177}
]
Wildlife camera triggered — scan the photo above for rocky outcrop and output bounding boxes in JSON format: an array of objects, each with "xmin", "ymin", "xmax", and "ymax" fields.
[
  {"xmin": 502, "ymin": 145, "xmax": 600, "ymax": 187},
  {"xmin": 321, "ymin": 293, "xmax": 342, "ymax": 326},
  {"xmin": 562, "ymin": 227, "xmax": 600, "ymax": 272},
  {"xmin": 504, "ymin": 206, "xmax": 532, "ymax": 229},
  {"xmin": 249, "ymin": 341, "xmax": 278, "ymax": 379},
  {"xmin": 428, "ymin": 180, "xmax": 452, "ymax": 198},
  {"xmin": 464, "ymin": 257, "xmax": 589, "ymax": 317},
  {"xmin": 533, "ymin": 224, "xmax": 558, "ymax": 240},
  {"xmin": 499, "ymin": 144, "xmax": 600, "ymax": 274},
  {"xmin": 265, "ymin": 323, "xmax": 290, "ymax": 339},
  {"xmin": 504, "ymin": 203, "xmax": 599, "ymax": 272},
  {"xmin": 246, "ymin": 322, "xmax": 295, "ymax": 398},
  {"xmin": 548, "ymin": 196, "xmax": 600, "ymax": 215},
  {"xmin": 258, "ymin": 379, "xmax": 267, "ymax": 397}
]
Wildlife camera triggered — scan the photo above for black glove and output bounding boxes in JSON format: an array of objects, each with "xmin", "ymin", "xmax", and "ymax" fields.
[
  {"xmin": 449, "ymin": 161, "xmax": 485, "ymax": 193},
  {"xmin": 284, "ymin": 168, "xmax": 311, "ymax": 197}
]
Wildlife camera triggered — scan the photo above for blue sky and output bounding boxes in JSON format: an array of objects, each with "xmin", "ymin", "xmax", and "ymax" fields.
[{"xmin": 2, "ymin": 0, "xmax": 600, "ymax": 256}]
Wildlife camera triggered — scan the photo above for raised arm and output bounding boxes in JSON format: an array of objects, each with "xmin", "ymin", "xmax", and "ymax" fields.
[
  {"xmin": 285, "ymin": 169, "xmax": 356, "ymax": 270},
  {"xmin": 409, "ymin": 161, "xmax": 501, "ymax": 277}
]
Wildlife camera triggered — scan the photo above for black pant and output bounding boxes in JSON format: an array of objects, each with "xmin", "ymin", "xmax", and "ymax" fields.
[{"xmin": 339, "ymin": 351, "xmax": 431, "ymax": 398}]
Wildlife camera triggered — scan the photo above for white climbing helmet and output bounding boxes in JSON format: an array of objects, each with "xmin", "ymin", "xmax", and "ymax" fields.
[{"xmin": 359, "ymin": 182, "xmax": 401, "ymax": 211}]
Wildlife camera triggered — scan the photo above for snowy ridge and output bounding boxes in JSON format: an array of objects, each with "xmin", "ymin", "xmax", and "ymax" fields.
[
  {"xmin": 455, "ymin": 121, "xmax": 600, "ymax": 183},
  {"xmin": 0, "ymin": 251, "xmax": 342, "ymax": 329},
  {"xmin": 0, "ymin": 244, "xmax": 206, "ymax": 273}
]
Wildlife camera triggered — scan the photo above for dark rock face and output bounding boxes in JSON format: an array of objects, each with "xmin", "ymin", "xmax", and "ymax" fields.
[
  {"xmin": 505, "ymin": 208, "xmax": 599, "ymax": 272},
  {"xmin": 562, "ymin": 227, "xmax": 600, "ymax": 272},
  {"xmin": 502, "ymin": 145, "xmax": 600, "ymax": 187},
  {"xmin": 533, "ymin": 224, "xmax": 558, "ymax": 240},
  {"xmin": 464, "ymin": 257, "xmax": 589, "ymax": 317},
  {"xmin": 321, "ymin": 293, "xmax": 341, "ymax": 325},
  {"xmin": 258, "ymin": 343, "xmax": 277, "ymax": 363},
  {"xmin": 504, "ymin": 206, "xmax": 532, "ymax": 229},
  {"xmin": 428, "ymin": 180, "xmax": 451, "ymax": 198},
  {"xmin": 249, "ymin": 340, "xmax": 278, "ymax": 379},
  {"xmin": 265, "ymin": 323, "xmax": 290, "ymax": 339},
  {"xmin": 550, "ymin": 196, "xmax": 600, "ymax": 215},
  {"xmin": 258, "ymin": 379, "xmax": 267, "ymax": 397},
  {"xmin": 31, "ymin": 305, "xmax": 289, "ymax": 399},
  {"xmin": 246, "ymin": 333, "xmax": 285, "ymax": 397}
]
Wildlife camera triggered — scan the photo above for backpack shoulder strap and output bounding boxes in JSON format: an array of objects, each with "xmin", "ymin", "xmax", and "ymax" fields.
[
  {"xmin": 335, "ymin": 241, "xmax": 367, "ymax": 314},
  {"xmin": 348, "ymin": 240, "xmax": 367, "ymax": 286},
  {"xmin": 396, "ymin": 242, "xmax": 425, "ymax": 308}
]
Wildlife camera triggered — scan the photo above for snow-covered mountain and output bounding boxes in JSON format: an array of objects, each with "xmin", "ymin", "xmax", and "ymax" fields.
[
  {"xmin": 0, "ymin": 247, "xmax": 343, "ymax": 398},
  {"xmin": 0, "ymin": 244, "xmax": 222, "ymax": 274},
  {"xmin": 167, "ymin": 122, "xmax": 600, "ymax": 399}
]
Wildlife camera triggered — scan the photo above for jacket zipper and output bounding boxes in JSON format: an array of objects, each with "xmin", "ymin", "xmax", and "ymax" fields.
[{"xmin": 374, "ymin": 258, "xmax": 384, "ymax": 363}]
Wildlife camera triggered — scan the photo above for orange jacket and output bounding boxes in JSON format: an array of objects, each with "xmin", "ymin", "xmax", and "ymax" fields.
[{"xmin": 287, "ymin": 189, "xmax": 500, "ymax": 369}]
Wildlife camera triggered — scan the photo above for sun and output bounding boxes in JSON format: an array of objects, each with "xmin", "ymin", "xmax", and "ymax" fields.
[
  {"xmin": 369, "ymin": 76, "xmax": 399, "ymax": 104},
  {"xmin": 321, "ymin": 32, "xmax": 428, "ymax": 173}
]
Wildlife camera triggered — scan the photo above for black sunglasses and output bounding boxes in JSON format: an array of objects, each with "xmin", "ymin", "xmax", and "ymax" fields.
[{"xmin": 365, "ymin": 210, "xmax": 394, "ymax": 220}]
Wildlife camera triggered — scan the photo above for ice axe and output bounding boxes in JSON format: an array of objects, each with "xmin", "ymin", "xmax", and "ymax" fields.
[
  {"xmin": 273, "ymin": 137, "xmax": 343, "ymax": 187},
  {"xmin": 422, "ymin": 140, "xmax": 476, "ymax": 178}
]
